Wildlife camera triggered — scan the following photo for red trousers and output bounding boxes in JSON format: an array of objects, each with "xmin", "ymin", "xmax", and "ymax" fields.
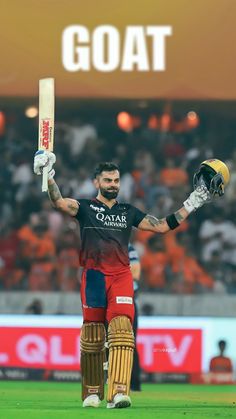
[{"xmin": 80, "ymin": 268, "xmax": 134, "ymax": 324}]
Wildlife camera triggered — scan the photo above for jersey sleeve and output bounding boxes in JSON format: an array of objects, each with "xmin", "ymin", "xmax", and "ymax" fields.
[
  {"xmin": 75, "ymin": 199, "xmax": 87, "ymax": 222},
  {"xmin": 131, "ymin": 205, "xmax": 147, "ymax": 228}
]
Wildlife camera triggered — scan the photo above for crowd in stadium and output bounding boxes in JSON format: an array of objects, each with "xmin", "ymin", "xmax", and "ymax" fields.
[{"xmin": 1, "ymin": 106, "xmax": 236, "ymax": 294}]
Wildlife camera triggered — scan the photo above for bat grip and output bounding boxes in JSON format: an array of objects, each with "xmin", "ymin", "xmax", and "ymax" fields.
[{"xmin": 42, "ymin": 166, "xmax": 48, "ymax": 192}]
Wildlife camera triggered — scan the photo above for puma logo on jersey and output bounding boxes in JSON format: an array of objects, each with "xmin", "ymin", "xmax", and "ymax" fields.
[{"xmin": 90, "ymin": 204, "xmax": 105, "ymax": 212}]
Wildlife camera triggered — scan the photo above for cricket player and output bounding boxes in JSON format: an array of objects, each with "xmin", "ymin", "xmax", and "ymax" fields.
[{"xmin": 33, "ymin": 152, "xmax": 227, "ymax": 409}]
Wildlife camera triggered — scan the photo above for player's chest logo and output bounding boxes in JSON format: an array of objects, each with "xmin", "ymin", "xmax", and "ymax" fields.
[{"xmin": 96, "ymin": 212, "xmax": 127, "ymax": 228}]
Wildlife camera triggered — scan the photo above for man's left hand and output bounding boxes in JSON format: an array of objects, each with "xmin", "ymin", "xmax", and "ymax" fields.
[{"xmin": 183, "ymin": 186, "xmax": 210, "ymax": 213}]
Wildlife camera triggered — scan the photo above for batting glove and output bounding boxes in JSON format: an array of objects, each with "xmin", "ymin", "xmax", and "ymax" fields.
[
  {"xmin": 34, "ymin": 150, "xmax": 56, "ymax": 179},
  {"xmin": 183, "ymin": 185, "xmax": 210, "ymax": 213}
]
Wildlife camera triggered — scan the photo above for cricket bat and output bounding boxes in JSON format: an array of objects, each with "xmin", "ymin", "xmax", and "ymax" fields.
[{"xmin": 38, "ymin": 78, "xmax": 55, "ymax": 192}]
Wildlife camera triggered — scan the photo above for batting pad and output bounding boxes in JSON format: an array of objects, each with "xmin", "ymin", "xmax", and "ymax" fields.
[
  {"xmin": 80, "ymin": 322, "xmax": 106, "ymax": 400},
  {"xmin": 107, "ymin": 316, "xmax": 135, "ymax": 402}
]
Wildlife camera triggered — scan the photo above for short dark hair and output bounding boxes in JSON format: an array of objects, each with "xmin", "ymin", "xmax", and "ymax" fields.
[{"xmin": 93, "ymin": 162, "xmax": 120, "ymax": 178}]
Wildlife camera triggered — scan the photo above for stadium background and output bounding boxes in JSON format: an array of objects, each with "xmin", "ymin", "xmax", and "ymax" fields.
[{"xmin": 0, "ymin": 0, "xmax": 236, "ymax": 385}]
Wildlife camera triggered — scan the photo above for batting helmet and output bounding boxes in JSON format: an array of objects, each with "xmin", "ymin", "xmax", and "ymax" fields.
[{"xmin": 193, "ymin": 159, "xmax": 230, "ymax": 197}]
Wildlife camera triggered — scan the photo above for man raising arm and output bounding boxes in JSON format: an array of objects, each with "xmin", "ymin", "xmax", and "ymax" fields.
[
  {"xmin": 33, "ymin": 150, "xmax": 209, "ymax": 410},
  {"xmin": 137, "ymin": 187, "xmax": 206, "ymax": 232},
  {"xmin": 34, "ymin": 150, "xmax": 207, "ymax": 229}
]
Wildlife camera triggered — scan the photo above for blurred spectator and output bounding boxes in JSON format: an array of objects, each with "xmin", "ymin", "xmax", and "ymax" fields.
[
  {"xmin": 141, "ymin": 303, "xmax": 154, "ymax": 316},
  {"xmin": 17, "ymin": 214, "xmax": 56, "ymax": 290},
  {"xmin": 19, "ymin": 182, "xmax": 43, "ymax": 224},
  {"xmin": 140, "ymin": 171, "xmax": 172, "ymax": 210},
  {"xmin": 164, "ymin": 221, "xmax": 189, "ymax": 257},
  {"xmin": 67, "ymin": 167, "xmax": 96, "ymax": 198},
  {"xmin": 0, "ymin": 224, "xmax": 19, "ymax": 276},
  {"xmin": 28, "ymin": 262, "xmax": 55, "ymax": 291},
  {"xmin": 59, "ymin": 118, "xmax": 97, "ymax": 161},
  {"xmin": 170, "ymin": 247, "xmax": 214, "ymax": 294},
  {"xmin": 25, "ymin": 299, "xmax": 43, "ymax": 314},
  {"xmin": 209, "ymin": 340, "xmax": 233, "ymax": 373},
  {"xmin": 119, "ymin": 172, "xmax": 135, "ymax": 202},
  {"xmin": 17, "ymin": 214, "xmax": 55, "ymax": 263},
  {"xmin": 185, "ymin": 136, "xmax": 213, "ymax": 169},
  {"xmin": 56, "ymin": 228, "xmax": 80, "ymax": 291},
  {"xmin": 12, "ymin": 159, "xmax": 33, "ymax": 187},
  {"xmin": 204, "ymin": 250, "xmax": 232, "ymax": 293},
  {"xmin": 133, "ymin": 228, "xmax": 153, "ymax": 257},
  {"xmin": 41, "ymin": 199, "xmax": 64, "ymax": 240},
  {"xmin": 160, "ymin": 158, "xmax": 189, "ymax": 189},
  {"xmin": 132, "ymin": 150, "xmax": 155, "ymax": 198},
  {"xmin": 199, "ymin": 208, "xmax": 236, "ymax": 263},
  {"xmin": 141, "ymin": 236, "xmax": 170, "ymax": 291},
  {"xmin": 0, "ymin": 224, "xmax": 25, "ymax": 289},
  {"xmin": 162, "ymin": 134, "xmax": 186, "ymax": 159},
  {"xmin": 150, "ymin": 195, "xmax": 174, "ymax": 219}
]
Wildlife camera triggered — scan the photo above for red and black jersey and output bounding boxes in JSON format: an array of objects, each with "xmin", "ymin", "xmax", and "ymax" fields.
[{"xmin": 75, "ymin": 198, "xmax": 146, "ymax": 274}]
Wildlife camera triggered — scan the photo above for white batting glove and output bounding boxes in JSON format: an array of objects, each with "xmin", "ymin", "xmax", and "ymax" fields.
[
  {"xmin": 183, "ymin": 186, "xmax": 210, "ymax": 213},
  {"xmin": 34, "ymin": 150, "xmax": 56, "ymax": 179}
]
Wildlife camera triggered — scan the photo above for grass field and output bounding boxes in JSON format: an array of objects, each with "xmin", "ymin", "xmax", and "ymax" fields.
[{"xmin": 0, "ymin": 381, "xmax": 235, "ymax": 419}]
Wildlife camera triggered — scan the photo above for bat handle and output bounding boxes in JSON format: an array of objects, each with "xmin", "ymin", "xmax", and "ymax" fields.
[{"xmin": 42, "ymin": 166, "xmax": 48, "ymax": 192}]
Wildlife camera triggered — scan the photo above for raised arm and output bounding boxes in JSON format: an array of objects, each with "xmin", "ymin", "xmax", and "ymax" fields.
[
  {"xmin": 138, "ymin": 186, "xmax": 209, "ymax": 233},
  {"xmin": 138, "ymin": 206, "xmax": 188, "ymax": 233},
  {"xmin": 34, "ymin": 150, "xmax": 79, "ymax": 216},
  {"xmin": 48, "ymin": 178, "xmax": 79, "ymax": 216}
]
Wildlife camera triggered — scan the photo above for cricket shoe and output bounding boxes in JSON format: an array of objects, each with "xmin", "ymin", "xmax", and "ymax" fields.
[
  {"xmin": 83, "ymin": 394, "xmax": 101, "ymax": 408},
  {"xmin": 107, "ymin": 394, "xmax": 131, "ymax": 409}
]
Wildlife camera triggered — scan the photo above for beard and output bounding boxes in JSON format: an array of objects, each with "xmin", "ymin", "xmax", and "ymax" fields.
[{"xmin": 100, "ymin": 187, "xmax": 119, "ymax": 200}]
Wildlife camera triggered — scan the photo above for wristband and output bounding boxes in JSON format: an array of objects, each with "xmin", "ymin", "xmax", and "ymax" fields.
[{"xmin": 166, "ymin": 213, "xmax": 180, "ymax": 230}]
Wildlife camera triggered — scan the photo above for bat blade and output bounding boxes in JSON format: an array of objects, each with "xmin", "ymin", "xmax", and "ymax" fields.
[{"xmin": 38, "ymin": 78, "xmax": 55, "ymax": 192}]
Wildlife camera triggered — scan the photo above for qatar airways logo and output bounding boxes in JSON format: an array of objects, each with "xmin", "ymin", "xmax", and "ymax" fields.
[
  {"xmin": 96, "ymin": 212, "xmax": 127, "ymax": 228},
  {"xmin": 62, "ymin": 25, "xmax": 172, "ymax": 72}
]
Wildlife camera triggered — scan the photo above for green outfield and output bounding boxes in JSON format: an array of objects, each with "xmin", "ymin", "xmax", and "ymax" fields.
[{"xmin": 0, "ymin": 381, "xmax": 235, "ymax": 419}]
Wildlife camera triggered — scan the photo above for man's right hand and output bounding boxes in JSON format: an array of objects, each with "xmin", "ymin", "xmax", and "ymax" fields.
[{"xmin": 34, "ymin": 150, "xmax": 56, "ymax": 179}]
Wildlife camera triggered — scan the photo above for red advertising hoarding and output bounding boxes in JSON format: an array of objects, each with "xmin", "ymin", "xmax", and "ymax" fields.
[{"xmin": 0, "ymin": 326, "xmax": 202, "ymax": 373}]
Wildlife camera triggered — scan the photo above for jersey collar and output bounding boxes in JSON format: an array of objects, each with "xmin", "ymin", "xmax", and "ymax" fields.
[{"xmin": 94, "ymin": 198, "xmax": 119, "ymax": 209}]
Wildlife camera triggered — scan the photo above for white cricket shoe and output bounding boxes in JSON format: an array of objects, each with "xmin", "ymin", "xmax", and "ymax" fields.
[
  {"xmin": 107, "ymin": 394, "xmax": 131, "ymax": 409},
  {"xmin": 83, "ymin": 394, "xmax": 101, "ymax": 408}
]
